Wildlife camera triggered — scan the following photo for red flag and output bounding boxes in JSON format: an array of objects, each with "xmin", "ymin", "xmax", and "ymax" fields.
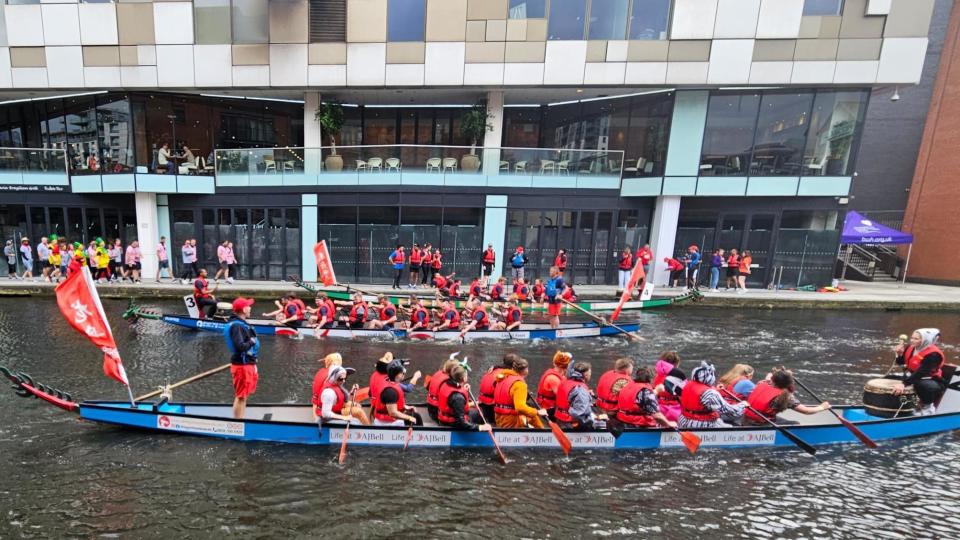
[
  {"xmin": 55, "ymin": 266, "xmax": 128, "ymax": 385},
  {"xmin": 313, "ymin": 240, "xmax": 337, "ymax": 287},
  {"xmin": 611, "ymin": 260, "xmax": 646, "ymax": 322}
]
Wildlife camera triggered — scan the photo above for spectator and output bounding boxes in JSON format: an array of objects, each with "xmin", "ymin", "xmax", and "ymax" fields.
[
  {"xmin": 225, "ymin": 241, "xmax": 237, "ymax": 283},
  {"xmin": 554, "ymin": 248, "xmax": 568, "ymax": 276},
  {"xmin": 709, "ymin": 248, "xmax": 725, "ymax": 292},
  {"xmin": 37, "ymin": 237, "xmax": 50, "ymax": 282},
  {"xmin": 124, "ymin": 240, "xmax": 142, "ymax": 283},
  {"xmin": 738, "ymin": 250, "xmax": 753, "ymax": 293},
  {"xmin": 158, "ymin": 142, "xmax": 175, "ymax": 175},
  {"xmin": 180, "ymin": 239, "xmax": 197, "ymax": 283},
  {"xmin": 214, "ymin": 240, "xmax": 230, "ymax": 283},
  {"xmin": 108, "ymin": 239, "xmax": 125, "ymax": 283},
  {"xmin": 388, "ymin": 244, "xmax": 405, "ymax": 290},
  {"xmin": 5, "ymin": 240, "xmax": 19, "ymax": 279},
  {"xmin": 86, "ymin": 240, "xmax": 98, "ymax": 273},
  {"xmin": 19, "ymin": 238, "xmax": 33, "ymax": 280},
  {"xmin": 726, "ymin": 248, "xmax": 741, "ymax": 291},
  {"xmin": 179, "ymin": 144, "xmax": 197, "ymax": 175},
  {"xmin": 510, "ymin": 246, "xmax": 528, "ymax": 282},
  {"xmin": 663, "ymin": 256, "xmax": 684, "ymax": 288},
  {"xmin": 617, "ymin": 247, "xmax": 633, "ymax": 290},
  {"xmin": 156, "ymin": 236, "xmax": 172, "ymax": 282},
  {"xmin": 684, "ymin": 245, "xmax": 701, "ymax": 291},
  {"xmin": 637, "ymin": 243, "xmax": 653, "ymax": 275}
]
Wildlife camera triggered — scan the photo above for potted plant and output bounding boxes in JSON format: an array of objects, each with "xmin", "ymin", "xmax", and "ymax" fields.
[
  {"xmin": 315, "ymin": 101, "xmax": 345, "ymax": 172},
  {"xmin": 826, "ymin": 119, "xmax": 853, "ymax": 176},
  {"xmin": 459, "ymin": 101, "xmax": 493, "ymax": 172}
]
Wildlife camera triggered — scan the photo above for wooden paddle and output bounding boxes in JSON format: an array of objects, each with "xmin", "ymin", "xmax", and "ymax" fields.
[
  {"xmin": 402, "ymin": 425, "xmax": 414, "ymax": 450},
  {"xmin": 466, "ymin": 386, "xmax": 508, "ymax": 464},
  {"xmin": 528, "ymin": 391, "xmax": 572, "ymax": 455},
  {"xmin": 560, "ymin": 298, "xmax": 644, "ymax": 343},
  {"xmin": 793, "ymin": 377, "xmax": 877, "ymax": 449},
  {"xmin": 338, "ymin": 386, "xmax": 358, "ymax": 464},
  {"xmin": 719, "ymin": 388, "xmax": 817, "ymax": 456},
  {"xmin": 134, "ymin": 363, "xmax": 231, "ymax": 402}
]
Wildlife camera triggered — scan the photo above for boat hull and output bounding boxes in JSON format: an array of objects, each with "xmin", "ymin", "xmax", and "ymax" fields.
[
  {"xmin": 79, "ymin": 401, "xmax": 960, "ymax": 451},
  {"xmin": 158, "ymin": 315, "xmax": 641, "ymax": 341}
]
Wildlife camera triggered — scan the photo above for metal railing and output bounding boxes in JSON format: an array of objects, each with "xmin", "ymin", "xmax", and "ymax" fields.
[{"xmin": 213, "ymin": 144, "xmax": 625, "ymax": 187}]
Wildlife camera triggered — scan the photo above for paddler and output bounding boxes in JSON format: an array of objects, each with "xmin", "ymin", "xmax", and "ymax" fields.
[
  {"xmin": 316, "ymin": 365, "xmax": 370, "ymax": 426},
  {"xmin": 513, "ymin": 278, "xmax": 530, "ymax": 302},
  {"xmin": 426, "ymin": 356, "xmax": 461, "ymax": 422},
  {"xmin": 741, "ymin": 367, "xmax": 830, "ymax": 426},
  {"xmin": 616, "ymin": 366, "xmax": 676, "ymax": 428},
  {"xmin": 309, "ymin": 293, "xmax": 338, "ymax": 330},
  {"xmin": 677, "ymin": 362, "xmax": 745, "ymax": 429},
  {"xmin": 373, "ymin": 359, "xmax": 423, "ymax": 426},
  {"xmin": 531, "ymin": 278, "xmax": 546, "ymax": 305},
  {"xmin": 430, "ymin": 299, "xmax": 461, "ymax": 332},
  {"xmin": 893, "ymin": 328, "xmax": 947, "ymax": 415},
  {"xmin": 278, "ymin": 292, "xmax": 307, "ymax": 328},
  {"xmin": 437, "ymin": 365, "xmax": 492, "ymax": 432},
  {"xmin": 405, "ymin": 295, "xmax": 431, "ymax": 331},
  {"xmin": 193, "ymin": 268, "xmax": 218, "ymax": 319},
  {"xmin": 487, "ymin": 276, "xmax": 507, "ymax": 303},
  {"xmin": 493, "ymin": 357, "xmax": 547, "ymax": 429},
  {"xmin": 478, "ymin": 353, "xmax": 518, "ymax": 422},
  {"xmin": 536, "ymin": 351, "xmax": 571, "ymax": 418},
  {"xmin": 718, "ymin": 363, "xmax": 756, "ymax": 402},
  {"xmin": 493, "ymin": 295, "xmax": 522, "ymax": 331},
  {"xmin": 554, "ymin": 362, "xmax": 607, "ymax": 431},
  {"xmin": 468, "ymin": 277, "xmax": 484, "ymax": 301},
  {"xmin": 311, "ymin": 352, "xmax": 342, "ymax": 413},
  {"xmin": 594, "ymin": 358, "xmax": 635, "ymax": 415},
  {"xmin": 653, "ymin": 351, "xmax": 685, "ymax": 422},
  {"xmin": 338, "ymin": 292, "xmax": 368, "ymax": 328},
  {"xmin": 368, "ymin": 295, "xmax": 398, "ymax": 330},
  {"xmin": 225, "ymin": 298, "xmax": 259, "ymax": 419},
  {"xmin": 459, "ymin": 297, "xmax": 491, "ymax": 337}
]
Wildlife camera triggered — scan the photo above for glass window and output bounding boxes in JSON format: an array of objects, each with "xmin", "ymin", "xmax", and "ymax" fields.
[
  {"xmin": 624, "ymin": 91, "xmax": 673, "ymax": 177},
  {"xmin": 548, "ymin": 0, "xmax": 587, "ymax": 40},
  {"xmin": 588, "ymin": 0, "xmax": 629, "ymax": 40},
  {"xmin": 751, "ymin": 92, "xmax": 813, "ymax": 176},
  {"xmin": 503, "ymin": 107, "xmax": 541, "ymax": 148},
  {"xmin": 195, "ymin": 0, "xmax": 232, "ymax": 44},
  {"xmin": 388, "ymin": 0, "xmax": 425, "ymax": 42},
  {"xmin": 803, "ymin": 0, "xmax": 843, "ymax": 16},
  {"xmin": 629, "ymin": 0, "xmax": 670, "ymax": 40},
  {"xmin": 509, "ymin": 0, "xmax": 546, "ymax": 18},
  {"xmin": 803, "ymin": 90, "xmax": 867, "ymax": 177},
  {"xmin": 700, "ymin": 93, "xmax": 761, "ymax": 176},
  {"xmin": 232, "ymin": 0, "xmax": 269, "ymax": 44},
  {"xmin": 96, "ymin": 95, "xmax": 135, "ymax": 174}
]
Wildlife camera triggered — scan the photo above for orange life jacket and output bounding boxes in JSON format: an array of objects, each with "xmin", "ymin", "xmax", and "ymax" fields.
[
  {"xmin": 595, "ymin": 370, "xmax": 631, "ymax": 412},
  {"xmin": 616, "ymin": 382, "xmax": 657, "ymax": 427},
  {"xmin": 478, "ymin": 368, "xmax": 504, "ymax": 405},
  {"xmin": 493, "ymin": 374, "xmax": 523, "ymax": 416},
  {"xmin": 679, "ymin": 381, "xmax": 719, "ymax": 422},
  {"xmin": 437, "ymin": 381, "xmax": 470, "ymax": 425},
  {"xmin": 373, "ymin": 379, "xmax": 406, "ymax": 423},
  {"xmin": 426, "ymin": 370, "xmax": 449, "ymax": 408},
  {"xmin": 536, "ymin": 369, "xmax": 563, "ymax": 410},
  {"xmin": 744, "ymin": 381, "xmax": 785, "ymax": 424},
  {"xmin": 554, "ymin": 379, "xmax": 589, "ymax": 424},
  {"xmin": 904, "ymin": 344, "xmax": 945, "ymax": 379}
]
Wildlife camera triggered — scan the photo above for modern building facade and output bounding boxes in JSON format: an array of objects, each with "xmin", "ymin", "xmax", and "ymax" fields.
[{"xmin": 0, "ymin": 0, "xmax": 938, "ymax": 287}]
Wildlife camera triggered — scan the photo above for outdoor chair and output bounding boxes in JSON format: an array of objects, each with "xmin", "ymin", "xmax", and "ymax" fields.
[
  {"xmin": 367, "ymin": 157, "xmax": 383, "ymax": 172},
  {"xmin": 385, "ymin": 158, "xmax": 402, "ymax": 171},
  {"xmin": 426, "ymin": 157, "xmax": 441, "ymax": 172},
  {"xmin": 441, "ymin": 157, "xmax": 458, "ymax": 172}
]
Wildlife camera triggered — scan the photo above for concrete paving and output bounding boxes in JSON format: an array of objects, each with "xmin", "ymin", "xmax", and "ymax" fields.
[{"xmin": 0, "ymin": 275, "xmax": 957, "ymax": 311}]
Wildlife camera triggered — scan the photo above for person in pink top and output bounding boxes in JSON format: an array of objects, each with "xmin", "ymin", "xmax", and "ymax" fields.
[
  {"xmin": 124, "ymin": 240, "xmax": 142, "ymax": 283},
  {"xmin": 156, "ymin": 236, "xmax": 171, "ymax": 283},
  {"xmin": 225, "ymin": 241, "xmax": 237, "ymax": 283},
  {"xmin": 214, "ymin": 240, "xmax": 230, "ymax": 283}
]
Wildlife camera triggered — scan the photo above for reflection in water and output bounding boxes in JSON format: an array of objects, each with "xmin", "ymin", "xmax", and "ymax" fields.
[{"xmin": 0, "ymin": 299, "xmax": 958, "ymax": 538}]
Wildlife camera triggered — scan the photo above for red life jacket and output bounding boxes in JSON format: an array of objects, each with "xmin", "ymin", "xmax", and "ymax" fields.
[
  {"xmin": 744, "ymin": 381, "xmax": 785, "ymax": 424},
  {"xmin": 368, "ymin": 372, "xmax": 387, "ymax": 412},
  {"xmin": 422, "ymin": 250, "xmax": 433, "ymax": 265},
  {"xmin": 595, "ymin": 370, "xmax": 631, "ymax": 412},
  {"xmin": 721, "ymin": 376, "xmax": 748, "ymax": 404},
  {"xmin": 290, "ymin": 299, "xmax": 307, "ymax": 320},
  {"xmin": 433, "ymin": 274, "xmax": 447, "ymax": 289},
  {"xmin": 311, "ymin": 367, "xmax": 329, "ymax": 407},
  {"xmin": 482, "ymin": 249, "xmax": 496, "ymax": 264},
  {"xmin": 490, "ymin": 284, "xmax": 504, "ymax": 300},
  {"xmin": 409, "ymin": 248, "xmax": 422, "ymax": 265},
  {"xmin": 653, "ymin": 369, "xmax": 679, "ymax": 404},
  {"xmin": 554, "ymin": 379, "xmax": 589, "ymax": 424},
  {"xmin": 516, "ymin": 285, "xmax": 529, "ymax": 301},
  {"xmin": 373, "ymin": 379, "xmax": 406, "ymax": 423},
  {"xmin": 554, "ymin": 253, "xmax": 566, "ymax": 269},
  {"xmin": 493, "ymin": 374, "xmax": 523, "ymax": 415},
  {"xmin": 562, "ymin": 288, "xmax": 575, "ymax": 301},
  {"xmin": 472, "ymin": 305, "xmax": 490, "ymax": 329},
  {"xmin": 442, "ymin": 308, "xmax": 461, "ymax": 329},
  {"xmin": 619, "ymin": 253, "xmax": 633, "ymax": 270},
  {"xmin": 536, "ymin": 369, "xmax": 563, "ymax": 409},
  {"xmin": 392, "ymin": 251, "xmax": 405, "ymax": 264},
  {"xmin": 193, "ymin": 278, "xmax": 209, "ymax": 299},
  {"xmin": 349, "ymin": 302, "xmax": 367, "ymax": 323},
  {"xmin": 638, "ymin": 248, "xmax": 652, "ymax": 265},
  {"xmin": 437, "ymin": 381, "xmax": 470, "ymax": 425},
  {"xmin": 411, "ymin": 306, "xmax": 430, "ymax": 327},
  {"xmin": 426, "ymin": 370, "xmax": 449, "ymax": 408},
  {"xmin": 447, "ymin": 282, "xmax": 460, "ymax": 297},
  {"xmin": 317, "ymin": 300, "xmax": 337, "ymax": 323},
  {"xmin": 432, "ymin": 253, "xmax": 442, "ymax": 270},
  {"xmin": 727, "ymin": 255, "xmax": 740, "ymax": 268},
  {"xmin": 378, "ymin": 304, "xmax": 396, "ymax": 322},
  {"xmin": 680, "ymin": 381, "xmax": 720, "ymax": 422},
  {"xmin": 469, "ymin": 281, "xmax": 482, "ymax": 297},
  {"xmin": 904, "ymin": 344, "xmax": 945, "ymax": 379},
  {"xmin": 321, "ymin": 381, "xmax": 346, "ymax": 414},
  {"xmin": 478, "ymin": 367, "xmax": 504, "ymax": 405},
  {"xmin": 533, "ymin": 283, "xmax": 545, "ymax": 298},
  {"xmin": 616, "ymin": 382, "xmax": 657, "ymax": 427},
  {"xmin": 505, "ymin": 307, "xmax": 522, "ymax": 326}
]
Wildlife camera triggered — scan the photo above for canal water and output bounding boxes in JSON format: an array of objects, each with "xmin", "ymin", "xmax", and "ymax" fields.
[{"xmin": 0, "ymin": 297, "xmax": 957, "ymax": 538}]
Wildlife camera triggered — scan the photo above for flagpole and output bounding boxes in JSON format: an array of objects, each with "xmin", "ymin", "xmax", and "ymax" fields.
[{"xmin": 126, "ymin": 384, "xmax": 137, "ymax": 408}]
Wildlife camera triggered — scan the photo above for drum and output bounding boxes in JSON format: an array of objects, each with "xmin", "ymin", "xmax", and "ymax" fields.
[{"xmin": 863, "ymin": 378, "xmax": 917, "ymax": 418}]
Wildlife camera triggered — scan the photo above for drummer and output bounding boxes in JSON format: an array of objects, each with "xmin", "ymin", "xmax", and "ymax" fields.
[
  {"xmin": 740, "ymin": 367, "xmax": 830, "ymax": 426},
  {"xmin": 893, "ymin": 328, "xmax": 946, "ymax": 415}
]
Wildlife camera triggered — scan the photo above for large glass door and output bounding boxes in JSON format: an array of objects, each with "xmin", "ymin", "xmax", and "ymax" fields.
[{"xmin": 744, "ymin": 214, "xmax": 775, "ymax": 287}]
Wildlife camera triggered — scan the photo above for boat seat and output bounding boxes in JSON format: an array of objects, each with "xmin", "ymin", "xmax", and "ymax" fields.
[{"xmin": 936, "ymin": 363, "xmax": 958, "ymax": 407}]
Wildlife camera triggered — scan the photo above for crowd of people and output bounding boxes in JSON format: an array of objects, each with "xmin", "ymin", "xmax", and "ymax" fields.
[{"xmin": 662, "ymin": 245, "xmax": 755, "ymax": 293}]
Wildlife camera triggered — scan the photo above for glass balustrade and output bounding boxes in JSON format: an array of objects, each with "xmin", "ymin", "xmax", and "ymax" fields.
[{"xmin": 0, "ymin": 147, "xmax": 69, "ymax": 187}]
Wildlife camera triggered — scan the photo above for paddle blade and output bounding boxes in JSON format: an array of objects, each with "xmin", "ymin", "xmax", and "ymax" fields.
[
  {"xmin": 838, "ymin": 415, "xmax": 879, "ymax": 449},
  {"xmin": 422, "ymin": 374, "xmax": 432, "ymax": 388},
  {"xmin": 354, "ymin": 386, "xmax": 369, "ymax": 402},
  {"xmin": 403, "ymin": 426, "xmax": 413, "ymax": 451},
  {"xmin": 548, "ymin": 420, "xmax": 572, "ymax": 455},
  {"xmin": 781, "ymin": 427, "xmax": 817, "ymax": 456},
  {"xmin": 338, "ymin": 433, "xmax": 348, "ymax": 464},
  {"xmin": 678, "ymin": 430, "xmax": 701, "ymax": 454}
]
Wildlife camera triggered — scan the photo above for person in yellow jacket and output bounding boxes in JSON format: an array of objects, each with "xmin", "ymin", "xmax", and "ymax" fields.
[
  {"xmin": 493, "ymin": 357, "xmax": 547, "ymax": 429},
  {"xmin": 95, "ymin": 239, "xmax": 110, "ymax": 282}
]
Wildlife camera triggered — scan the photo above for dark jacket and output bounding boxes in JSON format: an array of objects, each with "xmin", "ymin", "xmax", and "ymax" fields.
[{"xmin": 226, "ymin": 315, "xmax": 258, "ymax": 365}]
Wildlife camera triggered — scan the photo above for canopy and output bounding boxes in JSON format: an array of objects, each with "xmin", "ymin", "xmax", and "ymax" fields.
[{"xmin": 841, "ymin": 211, "xmax": 913, "ymax": 245}]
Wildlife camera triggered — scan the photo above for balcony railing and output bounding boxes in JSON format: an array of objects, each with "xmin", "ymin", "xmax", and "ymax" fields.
[
  {"xmin": 214, "ymin": 145, "xmax": 625, "ymax": 189},
  {"xmin": 0, "ymin": 147, "xmax": 69, "ymax": 188}
]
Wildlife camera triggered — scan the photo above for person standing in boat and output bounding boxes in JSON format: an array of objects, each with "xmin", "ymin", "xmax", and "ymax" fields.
[
  {"xmin": 595, "ymin": 358, "xmax": 635, "ymax": 416},
  {"xmin": 373, "ymin": 359, "xmax": 423, "ymax": 427},
  {"xmin": 426, "ymin": 356, "xmax": 461, "ymax": 422},
  {"xmin": 225, "ymin": 298, "xmax": 259, "ymax": 419},
  {"xmin": 316, "ymin": 366, "xmax": 370, "ymax": 426},
  {"xmin": 493, "ymin": 357, "xmax": 547, "ymax": 429},
  {"xmin": 616, "ymin": 366, "xmax": 676, "ymax": 429},
  {"xmin": 893, "ymin": 328, "xmax": 947, "ymax": 415},
  {"xmin": 536, "ymin": 351, "xmax": 571, "ymax": 419},
  {"xmin": 545, "ymin": 266, "xmax": 565, "ymax": 329},
  {"xmin": 437, "ymin": 365, "xmax": 492, "ymax": 432},
  {"xmin": 555, "ymin": 362, "xmax": 607, "ymax": 431},
  {"xmin": 193, "ymin": 268, "xmax": 218, "ymax": 319},
  {"xmin": 741, "ymin": 368, "xmax": 830, "ymax": 426},
  {"xmin": 678, "ymin": 362, "xmax": 746, "ymax": 429}
]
